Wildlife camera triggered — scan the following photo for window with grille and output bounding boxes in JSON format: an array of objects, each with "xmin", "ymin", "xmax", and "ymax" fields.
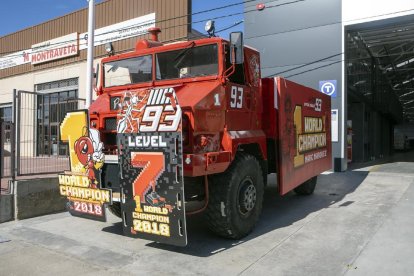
[{"xmin": 36, "ymin": 78, "xmax": 80, "ymax": 156}]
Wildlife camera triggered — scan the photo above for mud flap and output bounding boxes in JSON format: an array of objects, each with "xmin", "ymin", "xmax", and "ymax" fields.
[
  {"xmin": 59, "ymin": 110, "xmax": 112, "ymax": 222},
  {"xmin": 116, "ymin": 88, "xmax": 187, "ymax": 246}
]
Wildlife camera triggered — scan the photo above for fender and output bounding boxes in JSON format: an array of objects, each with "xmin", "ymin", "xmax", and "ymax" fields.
[
  {"xmin": 222, "ymin": 129, "xmax": 267, "ymax": 161},
  {"xmin": 183, "ymin": 130, "xmax": 267, "ymax": 177}
]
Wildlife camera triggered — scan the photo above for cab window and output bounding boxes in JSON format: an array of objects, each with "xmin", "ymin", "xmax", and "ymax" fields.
[{"xmin": 225, "ymin": 44, "xmax": 245, "ymax": 85}]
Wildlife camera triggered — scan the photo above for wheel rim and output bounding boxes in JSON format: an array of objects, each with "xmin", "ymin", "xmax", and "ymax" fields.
[{"xmin": 238, "ymin": 177, "xmax": 257, "ymax": 215}]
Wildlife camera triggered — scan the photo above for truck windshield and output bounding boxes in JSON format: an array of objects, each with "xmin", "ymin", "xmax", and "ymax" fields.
[
  {"xmin": 104, "ymin": 55, "xmax": 152, "ymax": 87},
  {"xmin": 156, "ymin": 44, "xmax": 218, "ymax": 80}
]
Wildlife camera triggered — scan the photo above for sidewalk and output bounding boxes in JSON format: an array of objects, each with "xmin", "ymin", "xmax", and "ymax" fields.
[{"xmin": 0, "ymin": 156, "xmax": 413, "ymax": 275}]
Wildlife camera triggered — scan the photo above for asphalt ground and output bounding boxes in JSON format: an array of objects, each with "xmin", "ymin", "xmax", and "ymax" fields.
[{"xmin": 0, "ymin": 151, "xmax": 413, "ymax": 275}]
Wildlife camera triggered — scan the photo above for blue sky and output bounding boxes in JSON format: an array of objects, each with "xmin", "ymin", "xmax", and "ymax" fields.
[
  {"xmin": 0, "ymin": 0, "xmax": 244, "ymax": 38},
  {"xmin": 191, "ymin": 0, "xmax": 245, "ymax": 38}
]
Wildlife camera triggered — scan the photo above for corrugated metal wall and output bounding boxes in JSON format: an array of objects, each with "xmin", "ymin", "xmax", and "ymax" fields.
[{"xmin": 0, "ymin": 0, "xmax": 190, "ymax": 79}]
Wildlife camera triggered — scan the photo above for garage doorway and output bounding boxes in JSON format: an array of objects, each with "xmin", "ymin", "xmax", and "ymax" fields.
[{"xmin": 346, "ymin": 16, "xmax": 414, "ymax": 163}]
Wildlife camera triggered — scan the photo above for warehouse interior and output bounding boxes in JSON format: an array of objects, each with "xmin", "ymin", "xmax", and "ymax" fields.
[{"xmin": 346, "ymin": 15, "xmax": 414, "ymax": 163}]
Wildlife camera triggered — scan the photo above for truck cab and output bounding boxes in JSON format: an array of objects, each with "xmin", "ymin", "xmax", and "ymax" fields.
[{"xmin": 90, "ymin": 28, "xmax": 267, "ymax": 214}]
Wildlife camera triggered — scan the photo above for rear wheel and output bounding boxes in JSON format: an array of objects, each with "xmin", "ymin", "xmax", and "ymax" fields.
[
  {"xmin": 205, "ymin": 153, "xmax": 264, "ymax": 239},
  {"xmin": 108, "ymin": 202, "xmax": 122, "ymax": 218},
  {"xmin": 294, "ymin": 176, "xmax": 317, "ymax": 195}
]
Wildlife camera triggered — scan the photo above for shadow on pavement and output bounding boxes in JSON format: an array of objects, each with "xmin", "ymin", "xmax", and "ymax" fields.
[{"xmin": 102, "ymin": 170, "xmax": 369, "ymax": 257}]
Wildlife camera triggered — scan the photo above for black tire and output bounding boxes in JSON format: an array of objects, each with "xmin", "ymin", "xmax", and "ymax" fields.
[
  {"xmin": 205, "ymin": 153, "xmax": 264, "ymax": 239},
  {"xmin": 108, "ymin": 202, "xmax": 122, "ymax": 218},
  {"xmin": 294, "ymin": 176, "xmax": 317, "ymax": 195}
]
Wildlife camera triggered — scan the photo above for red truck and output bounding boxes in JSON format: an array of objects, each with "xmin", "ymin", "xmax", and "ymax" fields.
[{"xmin": 58, "ymin": 28, "xmax": 331, "ymax": 246}]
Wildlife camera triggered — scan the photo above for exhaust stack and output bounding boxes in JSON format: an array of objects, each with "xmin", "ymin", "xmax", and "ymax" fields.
[{"xmin": 148, "ymin": 27, "xmax": 161, "ymax": 42}]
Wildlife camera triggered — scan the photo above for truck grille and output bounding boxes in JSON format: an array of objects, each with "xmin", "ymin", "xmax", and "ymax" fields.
[{"xmin": 105, "ymin": 117, "xmax": 117, "ymax": 131}]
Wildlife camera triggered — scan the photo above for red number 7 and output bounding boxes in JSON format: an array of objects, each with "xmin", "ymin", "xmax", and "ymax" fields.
[{"xmin": 131, "ymin": 152, "xmax": 165, "ymax": 207}]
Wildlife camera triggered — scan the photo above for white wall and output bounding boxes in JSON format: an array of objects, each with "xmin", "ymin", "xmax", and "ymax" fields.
[
  {"xmin": 0, "ymin": 58, "xmax": 102, "ymax": 105},
  {"xmin": 343, "ymin": 0, "xmax": 414, "ymax": 25},
  {"xmin": 0, "ymin": 58, "xmax": 103, "ymax": 157},
  {"xmin": 0, "ymin": 74, "xmax": 34, "ymax": 104}
]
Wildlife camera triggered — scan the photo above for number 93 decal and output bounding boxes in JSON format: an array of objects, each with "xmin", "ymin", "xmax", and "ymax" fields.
[
  {"xmin": 230, "ymin": 86, "xmax": 243, "ymax": 109},
  {"xmin": 315, "ymin": 98, "xmax": 322, "ymax": 112}
]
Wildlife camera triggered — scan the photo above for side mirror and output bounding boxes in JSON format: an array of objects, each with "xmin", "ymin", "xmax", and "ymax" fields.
[{"xmin": 229, "ymin": 32, "xmax": 244, "ymax": 65}]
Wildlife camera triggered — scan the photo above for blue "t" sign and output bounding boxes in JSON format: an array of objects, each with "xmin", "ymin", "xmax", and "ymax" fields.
[{"xmin": 319, "ymin": 80, "xmax": 337, "ymax": 97}]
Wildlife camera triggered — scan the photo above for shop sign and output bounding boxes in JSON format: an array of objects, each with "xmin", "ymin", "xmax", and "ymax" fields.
[
  {"xmin": 31, "ymin": 33, "xmax": 79, "ymax": 65},
  {"xmin": 79, "ymin": 13, "xmax": 156, "ymax": 50},
  {"xmin": 0, "ymin": 13, "xmax": 155, "ymax": 71},
  {"xmin": 0, "ymin": 49, "xmax": 31, "ymax": 70}
]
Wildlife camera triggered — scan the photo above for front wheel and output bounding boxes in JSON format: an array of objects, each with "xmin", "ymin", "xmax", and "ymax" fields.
[{"xmin": 205, "ymin": 153, "xmax": 264, "ymax": 239}]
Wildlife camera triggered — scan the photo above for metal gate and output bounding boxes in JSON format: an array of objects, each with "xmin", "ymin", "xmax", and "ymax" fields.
[
  {"xmin": 0, "ymin": 121, "xmax": 14, "ymax": 194},
  {"xmin": 14, "ymin": 90, "xmax": 85, "ymax": 176},
  {"xmin": 0, "ymin": 121, "xmax": 13, "ymax": 178}
]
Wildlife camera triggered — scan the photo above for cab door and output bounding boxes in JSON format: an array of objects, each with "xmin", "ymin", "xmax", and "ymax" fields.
[{"xmin": 224, "ymin": 44, "xmax": 254, "ymax": 130}]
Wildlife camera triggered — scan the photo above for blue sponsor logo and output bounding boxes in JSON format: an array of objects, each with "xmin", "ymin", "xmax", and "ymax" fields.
[{"xmin": 319, "ymin": 80, "xmax": 337, "ymax": 97}]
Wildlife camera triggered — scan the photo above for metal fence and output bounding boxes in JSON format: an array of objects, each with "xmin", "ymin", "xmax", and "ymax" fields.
[
  {"xmin": 15, "ymin": 90, "xmax": 86, "ymax": 176},
  {"xmin": 0, "ymin": 122, "xmax": 13, "ymax": 178},
  {"xmin": 0, "ymin": 89, "xmax": 85, "ymax": 192},
  {"xmin": 0, "ymin": 121, "xmax": 14, "ymax": 194}
]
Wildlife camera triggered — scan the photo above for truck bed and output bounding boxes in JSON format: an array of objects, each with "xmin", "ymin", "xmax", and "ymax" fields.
[{"xmin": 262, "ymin": 77, "xmax": 332, "ymax": 195}]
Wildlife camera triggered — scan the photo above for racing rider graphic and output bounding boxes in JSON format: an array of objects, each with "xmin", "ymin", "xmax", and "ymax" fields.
[
  {"xmin": 74, "ymin": 128, "xmax": 104, "ymax": 188},
  {"xmin": 117, "ymin": 91, "xmax": 147, "ymax": 133}
]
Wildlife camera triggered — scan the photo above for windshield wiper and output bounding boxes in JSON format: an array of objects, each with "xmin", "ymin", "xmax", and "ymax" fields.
[
  {"xmin": 107, "ymin": 64, "xmax": 119, "ymax": 73},
  {"xmin": 173, "ymin": 41, "xmax": 195, "ymax": 68}
]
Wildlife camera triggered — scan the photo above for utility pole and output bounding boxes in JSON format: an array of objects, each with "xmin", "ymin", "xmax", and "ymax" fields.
[{"xmin": 85, "ymin": 0, "xmax": 95, "ymax": 109}]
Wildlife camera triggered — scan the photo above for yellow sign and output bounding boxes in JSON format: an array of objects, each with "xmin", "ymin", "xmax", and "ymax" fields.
[
  {"xmin": 293, "ymin": 106, "xmax": 327, "ymax": 168},
  {"xmin": 59, "ymin": 110, "xmax": 110, "ymax": 221}
]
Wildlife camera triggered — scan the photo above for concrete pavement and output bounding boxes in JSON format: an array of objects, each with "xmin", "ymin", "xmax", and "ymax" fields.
[{"xmin": 0, "ymin": 156, "xmax": 413, "ymax": 275}]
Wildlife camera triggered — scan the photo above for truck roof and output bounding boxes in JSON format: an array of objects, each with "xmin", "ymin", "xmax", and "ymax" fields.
[{"xmin": 101, "ymin": 36, "xmax": 259, "ymax": 63}]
